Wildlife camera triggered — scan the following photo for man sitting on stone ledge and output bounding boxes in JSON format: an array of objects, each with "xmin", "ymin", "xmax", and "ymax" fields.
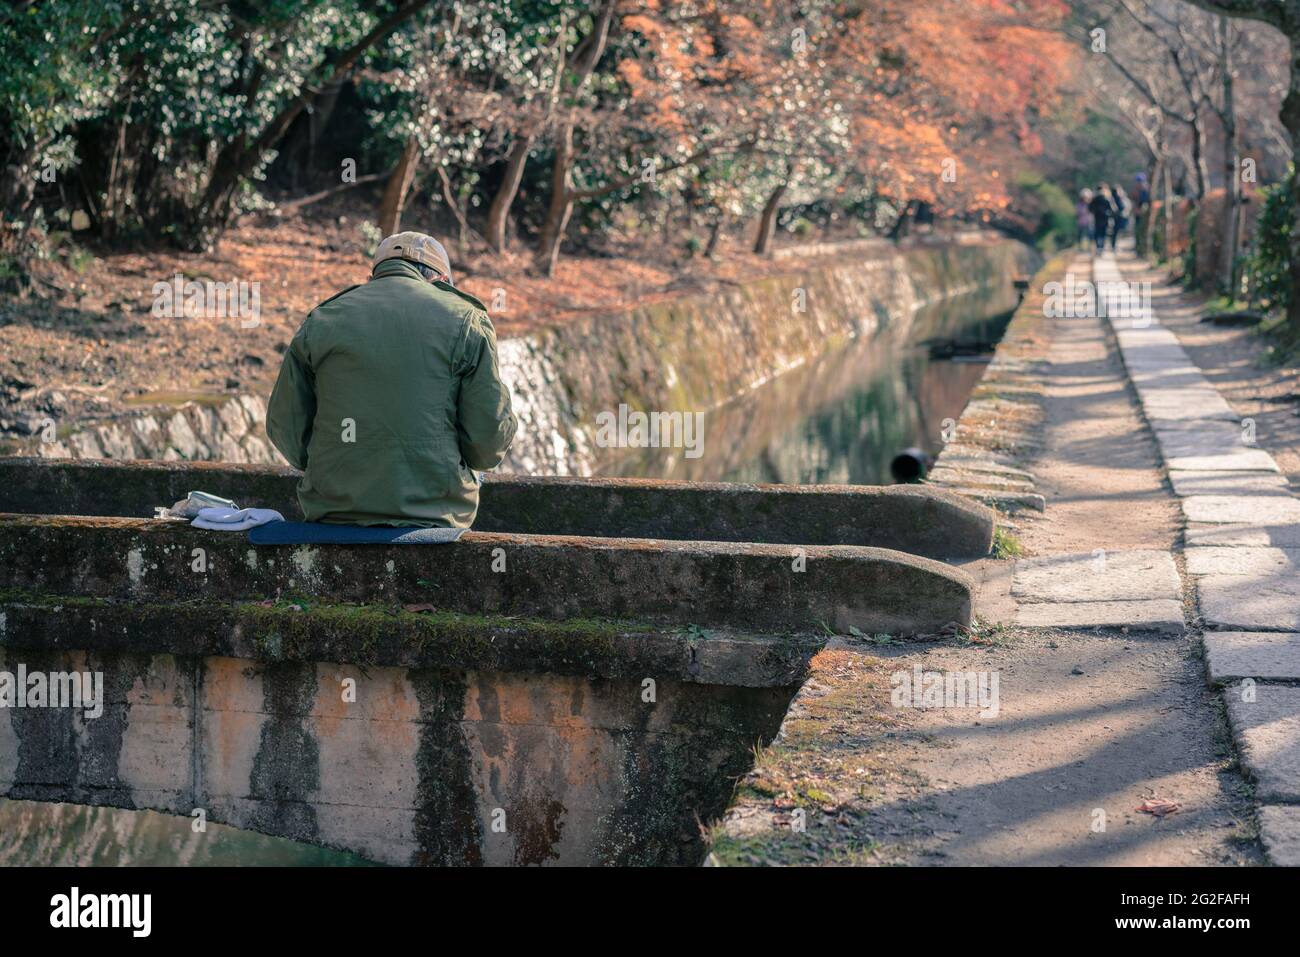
[{"xmin": 267, "ymin": 231, "xmax": 517, "ymax": 528}]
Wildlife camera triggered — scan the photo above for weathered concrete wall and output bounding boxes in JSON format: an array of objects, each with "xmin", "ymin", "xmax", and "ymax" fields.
[
  {"xmin": 18, "ymin": 239, "xmax": 1036, "ymax": 474},
  {"xmin": 0, "ymin": 641, "xmax": 794, "ymax": 865},
  {"xmin": 0, "ymin": 458, "xmax": 996, "ymax": 559}
]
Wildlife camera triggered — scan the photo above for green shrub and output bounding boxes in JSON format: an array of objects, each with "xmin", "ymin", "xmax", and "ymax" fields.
[
  {"xmin": 1245, "ymin": 165, "xmax": 1294, "ymax": 312},
  {"xmin": 1016, "ymin": 173, "xmax": 1076, "ymax": 252}
]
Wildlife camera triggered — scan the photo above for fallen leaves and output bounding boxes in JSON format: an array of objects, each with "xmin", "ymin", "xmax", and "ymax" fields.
[{"xmin": 1135, "ymin": 798, "xmax": 1182, "ymax": 818}]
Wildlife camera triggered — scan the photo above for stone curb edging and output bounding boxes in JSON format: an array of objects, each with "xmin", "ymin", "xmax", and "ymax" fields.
[
  {"xmin": 1099, "ymin": 250, "xmax": 1300, "ymax": 865},
  {"xmin": 0, "ymin": 457, "xmax": 997, "ymax": 561},
  {"xmin": 923, "ymin": 254, "xmax": 1061, "ymax": 515}
]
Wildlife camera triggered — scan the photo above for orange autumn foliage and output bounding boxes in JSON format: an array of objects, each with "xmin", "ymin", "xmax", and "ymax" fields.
[{"xmin": 612, "ymin": 0, "xmax": 1076, "ymax": 217}]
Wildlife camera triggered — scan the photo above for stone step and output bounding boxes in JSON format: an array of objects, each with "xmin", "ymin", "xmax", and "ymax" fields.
[
  {"xmin": 1130, "ymin": 368, "xmax": 1216, "ymax": 389},
  {"xmin": 927, "ymin": 468, "xmax": 1035, "ymax": 491},
  {"xmin": 1180, "ymin": 495, "xmax": 1300, "ymax": 525},
  {"xmin": 0, "ymin": 513, "xmax": 975, "ymax": 636},
  {"xmin": 1012, "ymin": 550, "xmax": 1183, "ymax": 634},
  {"xmin": 1135, "ymin": 389, "xmax": 1237, "ymax": 422},
  {"xmin": 934, "ymin": 458, "xmax": 1036, "ymax": 481},
  {"xmin": 1186, "ymin": 546, "xmax": 1300, "ymax": 576},
  {"xmin": 1013, "ymin": 550, "xmax": 1181, "ymax": 603},
  {"xmin": 1151, "ymin": 422, "xmax": 1281, "ymax": 473},
  {"xmin": 1168, "ymin": 470, "xmax": 1292, "ymax": 497},
  {"xmin": 938, "ymin": 487, "xmax": 1046, "ymax": 512},
  {"xmin": 1204, "ymin": 631, "xmax": 1300, "ymax": 683},
  {"xmin": 1225, "ymin": 685, "xmax": 1300, "ymax": 803},
  {"xmin": 1187, "ymin": 523, "xmax": 1300, "ymax": 548},
  {"xmin": 1013, "ymin": 599, "xmax": 1184, "ymax": 633},
  {"xmin": 1197, "ymin": 571, "xmax": 1300, "ymax": 631},
  {"xmin": 1258, "ymin": 806, "xmax": 1300, "ymax": 867},
  {"xmin": 0, "ymin": 457, "xmax": 995, "ymax": 560}
]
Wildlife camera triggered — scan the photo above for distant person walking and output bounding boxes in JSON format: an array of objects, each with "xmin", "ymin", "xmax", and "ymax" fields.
[
  {"xmin": 1109, "ymin": 184, "xmax": 1131, "ymax": 250},
  {"xmin": 1076, "ymin": 188, "xmax": 1094, "ymax": 249},
  {"xmin": 1088, "ymin": 186, "xmax": 1114, "ymax": 252}
]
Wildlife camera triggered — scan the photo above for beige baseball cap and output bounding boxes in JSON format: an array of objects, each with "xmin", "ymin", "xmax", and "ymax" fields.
[{"xmin": 373, "ymin": 231, "xmax": 453, "ymax": 284}]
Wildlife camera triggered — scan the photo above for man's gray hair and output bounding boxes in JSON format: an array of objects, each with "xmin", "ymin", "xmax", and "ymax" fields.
[{"xmin": 413, "ymin": 262, "xmax": 444, "ymax": 283}]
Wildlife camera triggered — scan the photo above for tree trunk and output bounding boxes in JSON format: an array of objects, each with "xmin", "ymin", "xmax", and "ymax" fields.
[
  {"xmin": 534, "ymin": 122, "xmax": 575, "ymax": 277},
  {"xmin": 1220, "ymin": 24, "xmax": 1241, "ymax": 296},
  {"xmin": 889, "ymin": 199, "xmax": 916, "ymax": 242},
  {"xmin": 1191, "ymin": 115, "xmax": 1210, "ymax": 200},
  {"xmin": 485, "ymin": 134, "xmax": 532, "ymax": 253},
  {"xmin": 1162, "ymin": 156, "xmax": 1174, "ymax": 261},
  {"xmin": 1143, "ymin": 156, "xmax": 1163, "ymax": 259},
  {"xmin": 435, "ymin": 165, "xmax": 473, "ymax": 257},
  {"xmin": 378, "ymin": 136, "xmax": 420, "ymax": 236},
  {"xmin": 530, "ymin": 1, "xmax": 615, "ymax": 276},
  {"xmin": 753, "ymin": 181, "xmax": 787, "ymax": 255},
  {"xmin": 704, "ymin": 213, "xmax": 726, "ymax": 258}
]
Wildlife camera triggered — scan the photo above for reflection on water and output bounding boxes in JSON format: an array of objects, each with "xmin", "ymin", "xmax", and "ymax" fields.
[
  {"xmin": 1, "ymin": 288, "xmax": 1014, "ymax": 866},
  {"xmin": 598, "ymin": 300, "xmax": 1013, "ymax": 485},
  {"xmin": 723, "ymin": 348, "xmax": 989, "ymax": 486},
  {"xmin": 0, "ymin": 800, "xmax": 374, "ymax": 866}
]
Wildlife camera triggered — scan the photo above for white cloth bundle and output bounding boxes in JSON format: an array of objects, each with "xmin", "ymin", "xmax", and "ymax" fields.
[{"xmin": 191, "ymin": 507, "xmax": 285, "ymax": 531}]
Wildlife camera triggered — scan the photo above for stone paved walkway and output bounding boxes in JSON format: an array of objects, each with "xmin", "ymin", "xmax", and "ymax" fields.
[
  {"xmin": 1097, "ymin": 249, "xmax": 1300, "ymax": 865},
  {"xmin": 1008, "ymin": 253, "xmax": 1188, "ymax": 634}
]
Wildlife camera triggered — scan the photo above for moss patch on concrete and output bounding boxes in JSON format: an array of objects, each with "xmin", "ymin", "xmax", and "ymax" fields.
[{"xmin": 0, "ymin": 589, "xmax": 823, "ymax": 685}]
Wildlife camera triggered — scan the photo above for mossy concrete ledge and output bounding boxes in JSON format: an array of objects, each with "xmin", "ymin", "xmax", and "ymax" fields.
[
  {"xmin": 0, "ymin": 513, "xmax": 972, "ymax": 634},
  {"xmin": 0, "ymin": 594, "xmax": 819, "ymax": 688},
  {"xmin": 0, "ymin": 457, "xmax": 996, "ymax": 559}
]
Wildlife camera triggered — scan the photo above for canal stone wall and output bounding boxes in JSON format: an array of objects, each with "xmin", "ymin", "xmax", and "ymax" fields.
[
  {"xmin": 21, "ymin": 239, "xmax": 1036, "ymax": 475},
  {"xmin": 0, "ymin": 458, "xmax": 996, "ymax": 560},
  {"xmin": 922, "ymin": 255, "xmax": 1065, "ymax": 513}
]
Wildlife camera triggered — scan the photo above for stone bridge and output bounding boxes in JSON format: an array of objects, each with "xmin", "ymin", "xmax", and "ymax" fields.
[{"xmin": 0, "ymin": 458, "xmax": 991, "ymax": 865}]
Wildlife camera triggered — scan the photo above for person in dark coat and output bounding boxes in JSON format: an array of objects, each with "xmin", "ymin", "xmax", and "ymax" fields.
[{"xmin": 1088, "ymin": 186, "xmax": 1114, "ymax": 251}]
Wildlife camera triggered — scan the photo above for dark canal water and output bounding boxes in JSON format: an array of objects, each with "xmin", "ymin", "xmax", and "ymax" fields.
[
  {"xmin": 0, "ymin": 287, "xmax": 1015, "ymax": 865},
  {"xmin": 596, "ymin": 295, "xmax": 1014, "ymax": 485}
]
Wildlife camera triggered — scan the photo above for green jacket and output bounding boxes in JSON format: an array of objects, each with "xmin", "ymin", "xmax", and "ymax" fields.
[{"xmin": 267, "ymin": 258, "xmax": 517, "ymax": 527}]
